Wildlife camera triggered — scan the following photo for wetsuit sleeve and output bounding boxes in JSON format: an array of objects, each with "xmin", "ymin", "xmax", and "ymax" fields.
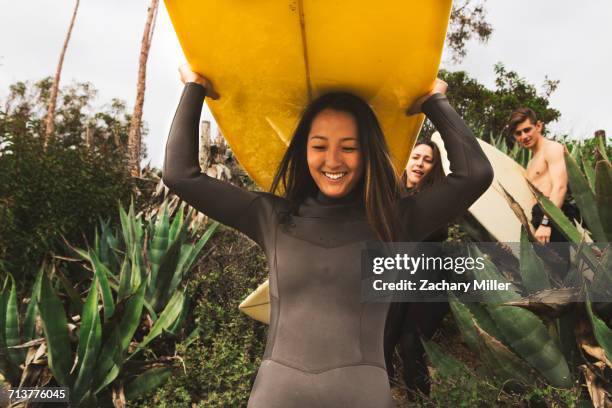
[
  {"xmin": 399, "ymin": 94, "xmax": 494, "ymax": 240},
  {"xmin": 162, "ymin": 82, "xmax": 265, "ymax": 244}
]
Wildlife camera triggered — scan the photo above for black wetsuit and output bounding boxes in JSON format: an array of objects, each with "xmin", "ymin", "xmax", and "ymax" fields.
[{"xmin": 163, "ymin": 83, "xmax": 493, "ymax": 408}]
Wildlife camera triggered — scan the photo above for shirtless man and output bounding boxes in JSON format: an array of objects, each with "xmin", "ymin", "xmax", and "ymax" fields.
[{"xmin": 508, "ymin": 107, "xmax": 572, "ymax": 245}]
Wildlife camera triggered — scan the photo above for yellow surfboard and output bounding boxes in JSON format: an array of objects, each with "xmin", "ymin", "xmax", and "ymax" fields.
[{"xmin": 164, "ymin": 0, "xmax": 452, "ymax": 189}]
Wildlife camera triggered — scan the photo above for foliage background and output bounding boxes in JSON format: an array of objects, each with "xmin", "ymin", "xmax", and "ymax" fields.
[{"xmin": 0, "ymin": 79, "xmax": 139, "ymax": 284}]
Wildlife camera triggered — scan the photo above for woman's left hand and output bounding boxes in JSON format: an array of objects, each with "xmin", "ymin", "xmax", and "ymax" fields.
[{"xmin": 406, "ymin": 78, "xmax": 448, "ymax": 116}]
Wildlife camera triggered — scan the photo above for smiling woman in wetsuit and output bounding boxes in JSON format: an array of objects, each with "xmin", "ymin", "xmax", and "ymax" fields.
[{"xmin": 163, "ymin": 65, "xmax": 493, "ymax": 408}]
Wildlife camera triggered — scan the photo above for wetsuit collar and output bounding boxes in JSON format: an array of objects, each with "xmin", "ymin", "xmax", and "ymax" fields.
[
  {"xmin": 315, "ymin": 185, "xmax": 362, "ymax": 205},
  {"xmin": 298, "ymin": 186, "xmax": 365, "ymax": 219}
]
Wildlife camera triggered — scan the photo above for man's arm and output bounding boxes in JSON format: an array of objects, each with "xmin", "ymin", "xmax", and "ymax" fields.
[
  {"xmin": 545, "ymin": 141, "xmax": 568, "ymax": 208},
  {"xmin": 534, "ymin": 141, "xmax": 567, "ymax": 244}
]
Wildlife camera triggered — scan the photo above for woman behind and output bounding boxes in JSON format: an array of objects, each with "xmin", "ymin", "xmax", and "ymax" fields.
[
  {"xmin": 384, "ymin": 141, "xmax": 451, "ymax": 396},
  {"xmin": 163, "ymin": 66, "xmax": 493, "ymax": 407},
  {"xmin": 403, "ymin": 141, "xmax": 446, "ymax": 195}
]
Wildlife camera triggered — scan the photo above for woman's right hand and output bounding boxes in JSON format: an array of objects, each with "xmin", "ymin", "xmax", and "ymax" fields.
[
  {"xmin": 406, "ymin": 78, "xmax": 448, "ymax": 116},
  {"xmin": 179, "ymin": 63, "xmax": 220, "ymax": 99}
]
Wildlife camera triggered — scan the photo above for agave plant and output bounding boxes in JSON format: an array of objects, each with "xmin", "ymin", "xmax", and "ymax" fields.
[
  {"xmin": 0, "ymin": 199, "xmax": 218, "ymax": 406},
  {"xmin": 426, "ymin": 141, "xmax": 611, "ymax": 405}
]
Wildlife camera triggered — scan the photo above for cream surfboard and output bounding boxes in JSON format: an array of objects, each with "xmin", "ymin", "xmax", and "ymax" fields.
[
  {"xmin": 239, "ymin": 280, "xmax": 272, "ymax": 324},
  {"xmin": 164, "ymin": 0, "xmax": 452, "ymax": 190}
]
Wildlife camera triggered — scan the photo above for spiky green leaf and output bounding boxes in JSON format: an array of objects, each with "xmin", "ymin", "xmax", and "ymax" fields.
[
  {"xmin": 5, "ymin": 274, "xmax": 24, "ymax": 367},
  {"xmin": 565, "ymin": 152, "xmax": 606, "ymax": 242},
  {"xmin": 130, "ymin": 290, "xmax": 184, "ymax": 359},
  {"xmin": 124, "ymin": 367, "xmax": 172, "ymax": 401},
  {"xmin": 90, "ymin": 251, "xmax": 115, "ymax": 321},
  {"xmin": 581, "ymin": 154, "xmax": 596, "ymax": 191},
  {"xmin": 166, "ymin": 295, "xmax": 189, "ymax": 335},
  {"xmin": 76, "ymin": 276, "xmax": 99, "ymax": 371},
  {"xmin": 586, "ymin": 291, "xmax": 612, "ymax": 364},
  {"xmin": 117, "ymin": 255, "xmax": 131, "ymax": 302},
  {"xmin": 519, "ymin": 228, "xmax": 551, "ymax": 293},
  {"xmin": 119, "ymin": 204, "xmax": 133, "ymax": 255},
  {"xmin": 73, "ymin": 277, "xmax": 102, "ymax": 403},
  {"xmin": 38, "ymin": 275, "xmax": 72, "ymax": 387},
  {"xmin": 23, "ymin": 265, "xmax": 44, "ymax": 342},
  {"xmin": 93, "ymin": 281, "xmax": 146, "ymax": 394},
  {"xmin": 0, "ymin": 276, "xmax": 19, "ymax": 382},
  {"xmin": 422, "ymin": 340, "xmax": 471, "ymax": 379},
  {"xmin": 129, "ymin": 243, "xmax": 143, "ymax": 294},
  {"xmin": 595, "ymin": 161, "xmax": 612, "ymax": 242},
  {"xmin": 149, "ymin": 201, "xmax": 170, "ymax": 294},
  {"xmin": 449, "ymin": 297, "xmax": 480, "ymax": 352},
  {"xmin": 168, "ymin": 202, "xmax": 185, "ymax": 243}
]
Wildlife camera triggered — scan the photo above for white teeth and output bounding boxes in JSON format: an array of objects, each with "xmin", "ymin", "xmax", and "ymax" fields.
[{"xmin": 323, "ymin": 172, "xmax": 346, "ymax": 180}]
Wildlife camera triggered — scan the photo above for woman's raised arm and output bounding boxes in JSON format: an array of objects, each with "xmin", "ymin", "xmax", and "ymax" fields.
[
  {"xmin": 162, "ymin": 76, "xmax": 267, "ymax": 244},
  {"xmin": 399, "ymin": 90, "xmax": 494, "ymax": 241}
]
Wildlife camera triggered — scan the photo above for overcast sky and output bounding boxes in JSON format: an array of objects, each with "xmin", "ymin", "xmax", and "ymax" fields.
[{"xmin": 1, "ymin": 1, "xmax": 610, "ymax": 168}]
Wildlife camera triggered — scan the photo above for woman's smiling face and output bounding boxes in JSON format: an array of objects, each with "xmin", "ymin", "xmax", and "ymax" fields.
[{"xmin": 307, "ymin": 108, "xmax": 364, "ymax": 198}]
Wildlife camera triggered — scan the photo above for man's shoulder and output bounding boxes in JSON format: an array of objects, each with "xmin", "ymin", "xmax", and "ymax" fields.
[{"xmin": 543, "ymin": 138, "xmax": 566, "ymax": 158}]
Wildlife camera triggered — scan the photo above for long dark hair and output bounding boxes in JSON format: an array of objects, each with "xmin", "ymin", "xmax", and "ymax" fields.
[
  {"xmin": 269, "ymin": 92, "xmax": 401, "ymax": 241},
  {"xmin": 401, "ymin": 140, "xmax": 445, "ymax": 194}
]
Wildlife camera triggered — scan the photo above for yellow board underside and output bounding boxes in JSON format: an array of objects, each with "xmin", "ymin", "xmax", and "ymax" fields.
[{"xmin": 165, "ymin": 0, "xmax": 452, "ymax": 189}]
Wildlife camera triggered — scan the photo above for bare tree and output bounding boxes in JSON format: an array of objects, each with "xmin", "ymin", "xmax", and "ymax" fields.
[
  {"xmin": 44, "ymin": 0, "xmax": 80, "ymax": 148},
  {"xmin": 127, "ymin": 0, "xmax": 159, "ymax": 177},
  {"xmin": 447, "ymin": 0, "xmax": 493, "ymax": 63}
]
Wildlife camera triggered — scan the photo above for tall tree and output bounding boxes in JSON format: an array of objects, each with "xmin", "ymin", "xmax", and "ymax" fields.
[
  {"xmin": 44, "ymin": 0, "xmax": 80, "ymax": 148},
  {"xmin": 127, "ymin": 0, "xmax": 159, "ymax": 177}
]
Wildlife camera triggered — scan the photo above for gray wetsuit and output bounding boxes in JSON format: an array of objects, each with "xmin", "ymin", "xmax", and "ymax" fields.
[{"xmin": 163, "ymin": 83, "xmax": 493, "ymax": 407}]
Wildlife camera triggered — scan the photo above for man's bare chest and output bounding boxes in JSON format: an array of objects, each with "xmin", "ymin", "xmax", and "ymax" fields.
[{"xmin": 526, "ymin": 155, "xmax": 548, "ymax": 182}]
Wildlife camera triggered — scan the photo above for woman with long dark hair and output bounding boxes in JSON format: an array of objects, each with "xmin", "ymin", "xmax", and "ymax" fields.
[
  {"xmin": 385, "ymin": 140, "xmax": 451, "ymax": 396},
  {"xmin": 401, "ymin": 141, "xmax": 446, "ymax": 192},
  {"xmin": 163, "ymin": 65, "xmax": 493, "ymax": 407}
]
